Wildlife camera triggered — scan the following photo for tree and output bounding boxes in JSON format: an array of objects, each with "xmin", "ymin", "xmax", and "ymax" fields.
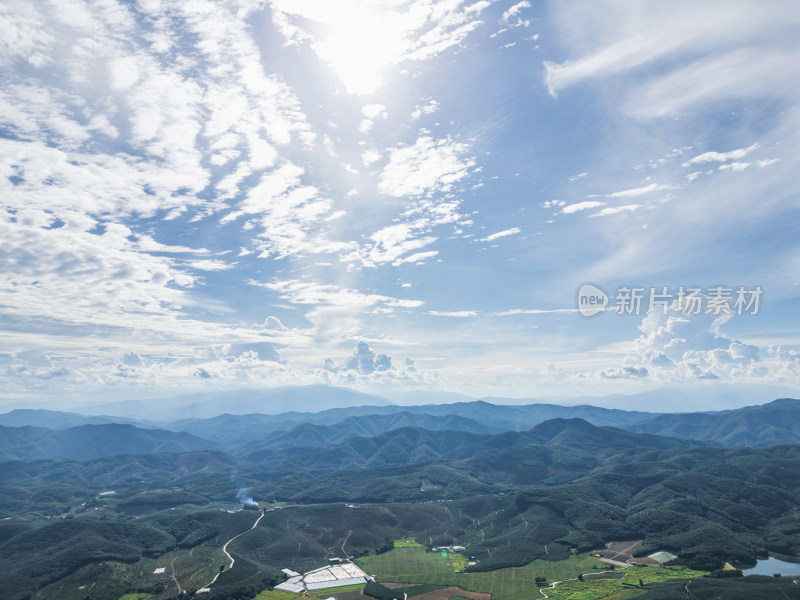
[{"xmin": 577, "ymin": 573, "xmax": 583, "ymax": 581}]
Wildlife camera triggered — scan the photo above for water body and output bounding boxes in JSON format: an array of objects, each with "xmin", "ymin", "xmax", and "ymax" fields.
[{"xmin": 743, "ymin": 556, "xmax": 800, "ymax": 576}]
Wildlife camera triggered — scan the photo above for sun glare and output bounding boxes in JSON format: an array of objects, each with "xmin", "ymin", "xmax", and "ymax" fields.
[{"xmin": 312, "ymin": 6, "xmax": 412, "ymax": 95}]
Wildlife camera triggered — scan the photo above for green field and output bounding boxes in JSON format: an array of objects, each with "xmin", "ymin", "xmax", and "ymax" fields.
[
  {"xmin": 254, "ymin": 590, "xmax": 301, "ymax": 600},
  {"xmin": 619, "ymin": 565, "xmax": 706, "ymax": 587},
  {"xmin": 309, "ymin": 584, "xmax": 366, "ymax": 595},
  {"xmin": 358, "ymin": 546, "xmax": 609, "ymax": 600},
  {"xmin": 254, "ymin": 583, "xmax": 366, "ymax": 600},
  {"xmin": 538, "ymin": 579, "xmax": 642, "ymax": 600},
  {"xmin": 357, "ymin": 545, "xmax": 708, "ymax": 600},
  {"xmin": 395, "ymin": 538, "xmax": 425, "ymax": 548}
]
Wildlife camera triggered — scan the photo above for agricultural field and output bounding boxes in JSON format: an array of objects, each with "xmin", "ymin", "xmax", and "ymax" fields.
[
  {"xmin": 395, "ymin": 538, "xmax": 425, "ymax": 548},
  {"xmin": 254, "ymin": 590, "xmax": 301, "ymax": 600},
  {"xmin": 358, "ymin": 545, "xmax": 609, "ymax": 600},
  {"xmin": 357, "ymin": 544, "xmax": 710, "ymax": 600},
  {"xmin": 538, "ymin": 565, "xmax": 709, "ymax": 600}
]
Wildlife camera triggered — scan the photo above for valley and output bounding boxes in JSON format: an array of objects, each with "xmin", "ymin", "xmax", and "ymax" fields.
[{"xmin": 1, "ymin": 398, "xmax": 800, "ymax": 599}]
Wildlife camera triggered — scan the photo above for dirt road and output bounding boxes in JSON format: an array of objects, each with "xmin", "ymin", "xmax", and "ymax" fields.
[{"xmin": 201, "ymin": 511, "xmax": 265, "ymax": 591}]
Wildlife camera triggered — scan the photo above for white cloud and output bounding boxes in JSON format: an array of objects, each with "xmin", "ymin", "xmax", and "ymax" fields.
[
  {"xmin": 352, "ymin": 223, "xmax": 438, "ymax": 267},
  {"xmin": 502, "ymin": 1, "xmax": 531, "ymax": 23},
  {"xmin": 542, "ymin": 199, "xmax": 566, "ymax": 208},
  {"xmin": 607, "ymin": 301, "xmax": 769, "ymax": 382},
  {"xmin": 561, "ymin": 200, "xmax": 605, "ymax": 214},
  {"xmin": 718, "ymin": 162, "xmax": 751, "ymax": 172},
  {"xmin": 189, "ymin": 259, "xmax": 235, "ymax": 271},
  {"xmin": 411, "ymin": 99, "xmax": 439, "ymax": 120},
  {"xmin": 427, "ymin": 310, "xmax": 477, "ymax": 317},
  {"xmin": 600, "ymin": 365, "xmax": 648, "ymax": 379},
  {"xmin": 493, "ymin": 308, "xmax": 577, "ymax": 316},
  {"xmin": 324, "ymin": 341, "xmax": 391, "ymax": 374},
  {"xmin": 682, "ymin": 143, "xmax": 760, "ymax": 166},
  {"xmin": 481, "ymin": 227, "xmax": 521, "ymax": 241},
  {"xmin": 0, "ymin": 2, "xmax": 55, "ymax": 68},
  {"xmin": 499, "ymin": 0, "xmax": 531, "ymax": 31},
  {"xmin": 685, "ymin": 171, "xmax": 703, "ymax": 182},
  {"xmin": 320, "ymin": 341, "xmax": 430, "ymax": 387},
  {"xmin": 606, "ymin": 183, "xmax": 675, "ymax": 198},
  {"xmin": 362, "ymin": 103, "xmax": 387, "ymax": 119},
  {"xmin": 222, "ymin": 162, "xmax": 347, "ymax": 258},
  {"xmin": 253, "ymin": 316, "xmax": 288, "ymax": 331},
  {"xmin": 393, "ymin": 250, "xmax": 439, "ymax": 265},
  {"xmin": 0, "ymin": 0, "xmax": 342, "ymax": 400},
  {"xmin": 756, "ymin": 158, "xmax": 780, "ymax": 168},
  {"xmin": 358, "ymin": 103, "xmax": 388, "ymax": 134},
  {"xmin": 362, "ymin": 150, "xmax": 382, "ymax": 166},
  {"xmin": 542, "ymin": 1, "xmax": 800, "ymax": 121},
  {"xmin": 590, "ymin": 204, "xmax": 640, "ymax": 217},
  {"xmin": 251, "ymin": 279, "xmax": 423, "ymax": 310},
  {"xmin": 379, "ymin": 136, "xmax": 475, "ymax": 198}
]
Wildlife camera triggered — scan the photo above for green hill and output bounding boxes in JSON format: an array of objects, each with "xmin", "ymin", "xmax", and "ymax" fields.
[
  {"xmin": 624, "ymin": 398, "xmax": 800, "ymax": 446},
  {"xmin": 0, "ymin": 423, "xmax": 218, "ymax": 461}
]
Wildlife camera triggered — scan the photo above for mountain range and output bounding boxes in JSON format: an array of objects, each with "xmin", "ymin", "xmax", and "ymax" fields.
[
  {"xmin": 1, "ymin": 397, "xmax": 799, "ymax": 462},
  {"xmin": 0, "ymin": 423, "xmax": 215, "ymax": 462},
  {"xmin": 2, "ymin": 396, "xmax": 800, "ymax": 600}
]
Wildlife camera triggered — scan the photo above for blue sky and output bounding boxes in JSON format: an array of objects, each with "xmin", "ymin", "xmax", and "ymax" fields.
[{"xmin": 1, "ymin": 0, "xmax": 799, "ymax": 407}]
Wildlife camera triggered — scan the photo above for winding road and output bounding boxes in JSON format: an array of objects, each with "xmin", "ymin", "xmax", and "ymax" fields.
[{"xmin": 200, "ymin": 511, "xmax": 265, "ymax": 592}]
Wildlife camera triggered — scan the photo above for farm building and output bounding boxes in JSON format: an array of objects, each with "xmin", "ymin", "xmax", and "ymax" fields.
[
  {"xmin": 648, "ymin": 551, "xmax": 678, "ymax": 565},
  {"xmin": 281, "ymin": 568, "xmax": 300, "ymax": 578},
  {"xmin": 275, "ymin": 576, "xmax": 304, "ymax": 593},
  {"xmin": 277, "ymin": 561, "xmax": 372, "ymax": 593}
]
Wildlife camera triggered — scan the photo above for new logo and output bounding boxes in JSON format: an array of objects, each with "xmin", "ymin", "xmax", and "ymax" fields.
[{"xmin": 577, "ymin": 283, "xmax": 608, "ymax": 317}]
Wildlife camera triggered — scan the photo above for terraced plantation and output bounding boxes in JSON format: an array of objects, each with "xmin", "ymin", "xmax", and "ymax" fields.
[{"xmin": 357, "ymin": 543, "xmax": 709, "ymax": 600}]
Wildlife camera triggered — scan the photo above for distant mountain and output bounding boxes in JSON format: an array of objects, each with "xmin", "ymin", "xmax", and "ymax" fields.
[
  {"xmin": 0, "ymin": 423, "xmax": 218, "ymax": 461},
  {"xmin": 76, "ymin": 384, "xmax": 392, "ymax": 420},
  {"xmin": 4, "ymin": 396, "xmax": 795, "ymax": 464},
  {"xmin": 165, "ymin": 413, "xmax": 301, "ymax": 446},
  {"xmin": 522, "ymin": 417, "xmax": 709, "ymax": 449},
  {"xmin": 159, "ymin": 401, "xmax": 659, "ymax": 449},
  {"xmin": 239, "ymin": 412, "xmax": 504, "ymax": 455},
  {"xmin": 0, "ymin": 408, "xmax": 156, "ymax": 430},
  {"xmin": 394, "ymin": 401, "xmax": 658, "ymax": 430},
  {"xmin": 206, "ymin": 400, "xmax": 658, "ymax": 434},
  {"xmin": 623, "ymin": 397, "xmax": 800, "ymax": 446},
  {"xmin": 246, "ymin": 418, "xmax": 699, "ymax": 470}
]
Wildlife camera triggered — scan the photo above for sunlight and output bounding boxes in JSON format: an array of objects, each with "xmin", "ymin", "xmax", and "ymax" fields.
[
  {"xmin": 312, "ymin": 5, "xmax": 411, "ymax": 95},
  {"xmin": 271, "ymin": 0, "xmax": 422, "ymax": 95}
]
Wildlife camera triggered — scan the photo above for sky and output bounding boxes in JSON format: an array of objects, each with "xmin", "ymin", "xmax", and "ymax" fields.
[{"xmin": 1, "ymin": 0, "xmax": 799, "ymax": 408}]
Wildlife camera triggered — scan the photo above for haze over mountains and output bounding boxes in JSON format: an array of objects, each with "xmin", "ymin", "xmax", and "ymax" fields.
[
  {"xmin": 0, "ymin": 424, "xmax": 217, "ymax": 462},
  {"xmin": 1, "ymin": 396, "xmax": 799, "ymax": 463},
  {"xmin": 6, "ymin": 383, "xmax": 797, "ymax": 420},
  {"xmin": 2, "ymin": 391, "xmax": 800, "ymax": 600}
]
